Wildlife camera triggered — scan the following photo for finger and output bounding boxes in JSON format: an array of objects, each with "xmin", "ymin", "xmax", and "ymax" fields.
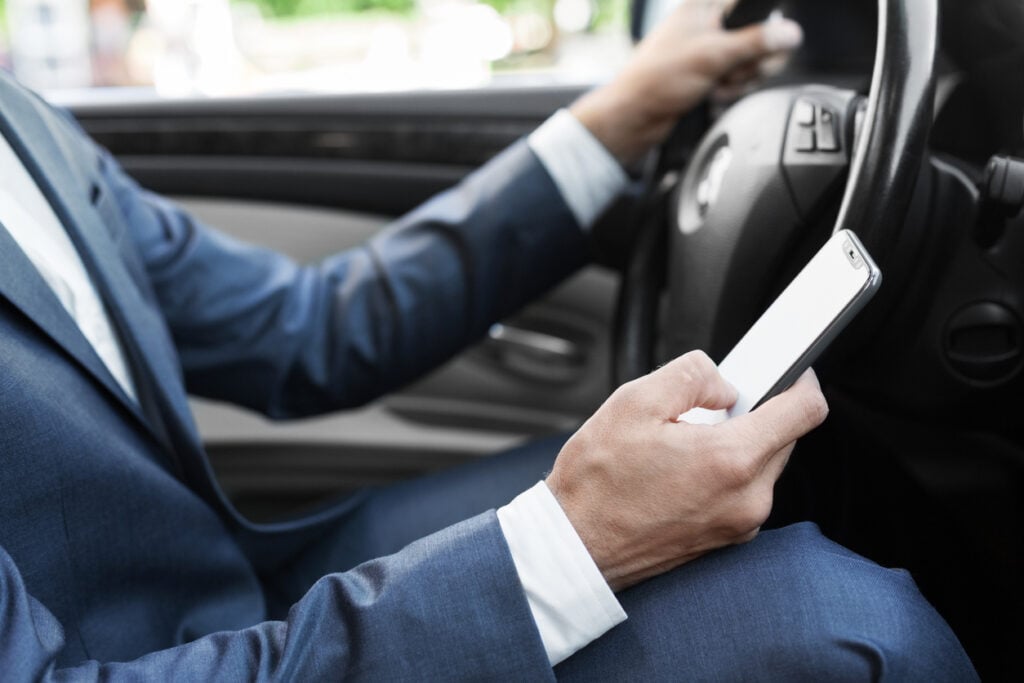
[
  {"xmin": 712, "ymin": 82, "xmax": 753, "ymax": 104},
  {"xmin": 734, "ymin": 527, "xmax": 760, "ymax": 545},
  {"xmin": 641, "ymin": 350, "xmax": 738, "ymax": 418},
  {"xmin": 694, "ymin": 0, "xmax": 739, "ymax": 28},
  {"xmin": 711, "ymin": 81, "xmax": 755, "ymax": 105},
  {"xmin": 760, "ymin": 15, "xmax": 805, "ymax": 52},
  {"xmin": 758, "ymin": 51, "xmax": 791, "ymax": 79},
  {"xmin": 711, "ymin": 62, "xmax": 762, "ymax": 102},
  {"xmin": 695, "ymin": 17, "xmax": 803, "ymax": 78},
  {"xmin": 726, "ymin": 369, "xmax": 828, "ymax": 460},
  {"xmin": 742, "ymin": 444, "xmax": 794, "ymax": 535},
  {"xmin": 721, "ymin": 61, "xmax": 762, "ymax": 87}
]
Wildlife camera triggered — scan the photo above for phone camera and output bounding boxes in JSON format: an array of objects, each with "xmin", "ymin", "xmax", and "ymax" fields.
[{"xmin": 843, "ymin": 239, "xmax": 864, "ymax": 269}]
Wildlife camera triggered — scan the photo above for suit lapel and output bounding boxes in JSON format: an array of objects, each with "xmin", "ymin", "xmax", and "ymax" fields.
[
  {"xmin": 0, "ymin": 225, "xmax": 144, "ymax": 414},
  {"xmin": 0, "ymin": 78, "xmax": 194, "ymax": 473}
]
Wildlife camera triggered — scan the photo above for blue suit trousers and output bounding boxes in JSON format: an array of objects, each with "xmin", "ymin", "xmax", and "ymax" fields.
[{"xmin": 267, "ymin": 436, "xmax": 978, "ymax": 682}]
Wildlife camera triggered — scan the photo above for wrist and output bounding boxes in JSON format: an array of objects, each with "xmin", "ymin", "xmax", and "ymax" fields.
[
  {"xmin": 497, "ymin": 481, "xmax": 627, "ymax": 665},
  {"xmin": 545, "ymin": 469, "xmax": 632, "ymax": 592},
  {"xmin": 570, "ymin": 88, "xmax": 671, "ymax": 168}
]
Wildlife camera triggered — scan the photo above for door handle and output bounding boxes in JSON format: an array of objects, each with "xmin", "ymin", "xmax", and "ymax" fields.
[
  {"xmin": 485, "ymin": 323, "xmax": 586, "ymax": 384},
  {"xmin": 487, "ymin": 324, "xmax": 583, "ymax": 364}
]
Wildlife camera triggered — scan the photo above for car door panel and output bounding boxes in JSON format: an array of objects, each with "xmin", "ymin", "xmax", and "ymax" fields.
[
  {"xmin": 68, "ymin": 86, "xmax": 616, "ymax": 518},
  {"xmin": 68, "ymin": 86, "xmax": 588, "ymax": 211}
]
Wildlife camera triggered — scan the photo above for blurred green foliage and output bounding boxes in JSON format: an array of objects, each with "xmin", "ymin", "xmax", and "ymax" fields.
[
  {"xmin": 234, "ymin": 0, "xmax": 415, "ymax": 17},
  {"xmin": 235, "ymin": 0, "xmax": 626, "ymax": 29}
]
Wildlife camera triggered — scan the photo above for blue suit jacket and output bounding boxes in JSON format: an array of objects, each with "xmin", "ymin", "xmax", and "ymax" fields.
[{"xmin": 0, "ymin": 71, "xmax": 588, "ymax": 679}]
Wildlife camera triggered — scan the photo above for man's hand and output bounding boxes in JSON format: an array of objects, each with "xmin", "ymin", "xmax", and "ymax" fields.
[
  {"xmin": 571, "ymin": 0, "xmax": 803, "ymax": 165},
  {"xmin": 546, "ymin": 351, "xmax": 828, "ymax": 592}
]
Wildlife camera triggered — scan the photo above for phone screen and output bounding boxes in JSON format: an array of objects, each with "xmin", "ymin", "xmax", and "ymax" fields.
[{"xmin": 680, "ymin": 230, "xmax": 881, "ymax": 424}]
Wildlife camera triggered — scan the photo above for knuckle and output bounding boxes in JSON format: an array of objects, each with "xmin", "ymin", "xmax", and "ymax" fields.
[
  {"xmin": 611, "ymin": 378, "xmax": 645, "ymax": 407},
  {"xmin": 687, "ymin": 42, "xmax": 724, "ymax": 76},
  {"xmin": 680, "ymin": 350, "xmax": 715, "ymax": 384},
  {"xmin": 557, "ymin": 430, "xmax": 591, "ymax": 468},
  {"xmin": 748, "ymin": 490, "xmax": 774, "ymax": 527},
  {"xmin": 733, "ymin": 492, "xmax": 773, "ymax": 533},
  {"xmin": 796, "ymin": 386, "xmax": 830, "ymax": 426},
  {"xmin": 718, "ymin": 451, "xmax": 758, "ymax": 487},
  {"xmin": 687, "ymin": 349, "xmax": 714, "ymax": 372},
  {"xmin": 736, "ymin": 529, "xmax": 760, "ymax": 545},
  {"xmin": 723, "ymin": 510, "xmax": 753, "ymax": 537}
]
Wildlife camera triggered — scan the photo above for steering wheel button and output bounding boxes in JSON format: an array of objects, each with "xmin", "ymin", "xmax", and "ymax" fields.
[
  {"xmin": 795, "ymin": 126, "xmax": 817, "ymax": 152},
  {"xmin": 817, "ymin": 115, "xmax": 839, "ymax": 152},
  {"xmin": 794, "ymin": 100, "xmax": 816, "ymax": 126}
]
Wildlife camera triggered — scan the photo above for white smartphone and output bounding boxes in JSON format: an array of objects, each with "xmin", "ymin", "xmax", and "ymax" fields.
[{"xmin": 680, "ymin": 229, "xmax": 881, "ymax": 425}]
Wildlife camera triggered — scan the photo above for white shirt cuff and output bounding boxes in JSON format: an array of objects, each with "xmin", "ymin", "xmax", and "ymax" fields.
[
  {"xmin": 497, "ymin": 481, "xmax": 627, "ymax": 666},
  {"xmin": 527, "ymin": 109, "xmax": 630, "ymax": 229}
]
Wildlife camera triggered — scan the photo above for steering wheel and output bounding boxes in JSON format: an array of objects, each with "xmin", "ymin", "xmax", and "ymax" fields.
[{"xmin": 614, "ymin": 0, "xmax": 939, "ymax": 384}]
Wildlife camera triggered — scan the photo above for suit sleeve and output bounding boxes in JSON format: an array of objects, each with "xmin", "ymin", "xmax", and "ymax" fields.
[
  {"xmin": 0, "ymin": 513, "xmax": 555, "ymax": 681},
  {"xmin": 100, "ymin": 139, "xmax": 589, "ymax": 418}
]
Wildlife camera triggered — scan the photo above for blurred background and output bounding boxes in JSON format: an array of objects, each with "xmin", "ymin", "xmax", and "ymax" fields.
[{"xmin": 0, "ymin": 0, "xmax": 632, "ymax": 97}]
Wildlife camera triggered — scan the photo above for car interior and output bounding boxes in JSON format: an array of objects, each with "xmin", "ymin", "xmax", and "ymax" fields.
[{"xmin": 59, "ymin": 0, "xmax": 1024, "ymax": 678}]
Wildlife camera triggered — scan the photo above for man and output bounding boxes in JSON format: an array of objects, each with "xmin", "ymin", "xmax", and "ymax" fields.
[{"xmin": 0, "ymin": 2, "xmax": 976, "ymax": 679}]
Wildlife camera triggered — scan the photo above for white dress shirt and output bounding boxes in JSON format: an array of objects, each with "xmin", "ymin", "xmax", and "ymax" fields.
[
  {"xmin": 0, "ymin": 134, "xmax": 137, "ymax": 402},
  {"xmin": 505, "ymin": 109, "xmax": 630, "ymax": 665},
  {"xmin": 0, "ymin": 108, "xmax": 630, "ymax": 667}
]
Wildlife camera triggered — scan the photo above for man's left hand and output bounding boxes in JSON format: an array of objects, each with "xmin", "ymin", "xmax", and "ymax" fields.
[{"xmin": 571, "ymin": 0, "xmax": 803, "ymax": 165}]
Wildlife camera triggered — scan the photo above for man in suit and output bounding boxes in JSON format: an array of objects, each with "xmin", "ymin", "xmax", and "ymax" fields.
[{"xmin": 0, "ymin": 1, "xmax": 977, "ymax": 679}]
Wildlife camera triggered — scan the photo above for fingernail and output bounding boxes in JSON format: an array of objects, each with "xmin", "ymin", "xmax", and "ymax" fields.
[{"xmin": 763, "ymin": 17, "xmax": 803, "ymax": 52}]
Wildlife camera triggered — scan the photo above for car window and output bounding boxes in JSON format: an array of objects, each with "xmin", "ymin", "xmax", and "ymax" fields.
[{"xmin": 0, "ymin": 0, "xmax": 632, "ymax": 97}]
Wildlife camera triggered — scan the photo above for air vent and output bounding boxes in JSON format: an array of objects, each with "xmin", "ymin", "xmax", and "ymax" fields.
[{"xmin": 944, "ymin": 302, "xmax": 1024, "ymax": 385}]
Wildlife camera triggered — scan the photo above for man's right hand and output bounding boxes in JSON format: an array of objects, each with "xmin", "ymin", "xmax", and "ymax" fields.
[{"xmin": 546, "ymin": 351, "xmax": 828, "ymax": 592}]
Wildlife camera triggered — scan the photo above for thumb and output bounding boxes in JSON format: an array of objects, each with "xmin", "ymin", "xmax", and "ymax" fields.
[
  {"xmin": 697, "ymin": 17, "xmax": 803, "ymax": 78},
  {"xmin": 639, "ymin": 350, "xmax": 738, "ymax": 419}
]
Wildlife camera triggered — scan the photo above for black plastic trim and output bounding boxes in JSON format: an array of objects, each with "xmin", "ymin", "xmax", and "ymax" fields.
[
  {"xmin": 122, "ymin": 157, "xmax": 470, "ymax": 214},
  {"xmin": 67, "ymin": 85, "xmax": 588, "ymax": 211}
]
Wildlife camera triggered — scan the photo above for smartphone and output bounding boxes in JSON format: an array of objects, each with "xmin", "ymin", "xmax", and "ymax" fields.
[
  {"xmin": 680, "ymin": 229, "xmax": 881, "ymax": 425},
  {"xmin": 723, "ymin": 0, "xmax": 782, "ymax": 30}
]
